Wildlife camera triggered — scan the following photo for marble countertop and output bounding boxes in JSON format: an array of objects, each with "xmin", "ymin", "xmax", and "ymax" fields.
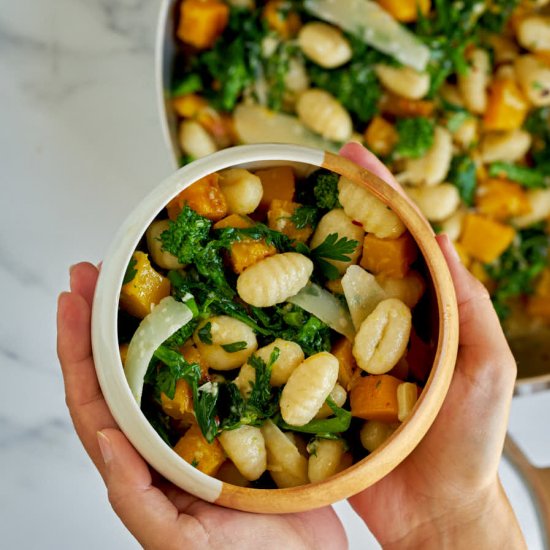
[{"xmin": 1, "ymin": 1, "xmax": 548, "ymax": 548}]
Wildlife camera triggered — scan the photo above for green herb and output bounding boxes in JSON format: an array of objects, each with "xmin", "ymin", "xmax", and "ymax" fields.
[
  {"xmin": 277, "ymin": 397, "xmax": 352, "ymax": 435},
  {"xmin": 448, "ymin": 155, "xmax": 477, "ymax": 206},
  {"xmin": 525, "ymin": 108, "xmax": 550, "ymax": 173},
  {"xmin": 198, "ymin": 322, "xmax": 213, "ymax": 345},
  {"xmin": 311, "ymin": 233, "xmax": 359, "ymax": 280},
  {"xmin": 179, "ymin": 154, "xmax": 196, "ymax": 167},
  {"xmin": 395, "ymin": 117, "xmax": 435, "ymax": 159},
  {"xmin": 153, "ymin": 345, "xmax": 219, "ymax": 442},
  {"xmin": 308, "ymin": 37, "xmax": 385, "ymax": 124},
  {"xmin": 485, "ymin": 224, "xmax": 550, "ymax": 320},
  {"xmin": 191, "ymin": 458, "xmax": 200, "ymax": 468},
  {"xmin": 313, "ymin": 171, "xmax": 341, "ymax": 210},
  {"xmin": 290, "ymin": 205, "xmax": 319, "ymax": 229},
  {"xmin": 171, "ymin": 74, "xmax": 202, "ymax": 97},
  {"xmin": 488, "ymin": 162, "xmax": 547, "ymax": 189},
  {"xmin": 160, "ymin": 204, "xmax": 212, "ymax": 264},
  {"xmin": 264, "ymin": 42, "xmax": 294, "ymax": 111},
  {"xmin": 221, "ymin": 341, "xmax": 248, "ymax": 353},
  {"xmin": 220, "ymin": 348, "xmax": 281, "ymax": 430},
  {"xmin": 123, "ymin": 257, "xmax": 137, "ymax": 285}
]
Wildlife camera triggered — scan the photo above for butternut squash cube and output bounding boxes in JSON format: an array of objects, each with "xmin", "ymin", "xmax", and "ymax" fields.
[
  {"xmin": 167, "ymin": 173, "xmax": 227, "ymax": 221},
  {"xmin": 263, "ymin": 0, "xmax": 301, "ymax": 38},
  {"xmin": 213, "ymin": 214, "xmax": 276, "ymax": 273},
  {"xmin": 476, "ymin": 178, "xmax": 531, "ymax": 220},
  {"xmin": 181, "ymin": 344, "xmax": 210, "ymax": 381},
  {"xmin": 360, "ymin": 232, "xmax": 418, "ymax": 278},
  {"xmin": 350, "ymin": 374, "xmax": 402, "ymax": 423},
  {"xmin": 267, "ymin": 200, "xmax": 314, "ymax": 242},
  {"xmin": 453, "ymin": 242, "xmax": 471, "ymax": 268},
  {"xmin": 484, "ymin": 79, "xmax": 529, "ymax": 131},
  {"xmin": 255, "ymin": 166, "xmax": 296, "ymax": 214},
  {"xmin": 161, "ymin": 379, "xmax": 195, "ymax": 422},
  {"xmin": 377, "ymin": 0, "xmax": 430, "ymax": 22},
  {"xmin": 459, "ymin": 214, "xmax": 516, "ymax": 264},
  {"xmin": 173, "ymin": 424, "xmax": 225, "ymax": 476},
  {"xmin": 331, "ymin": 336, "xmax": 357, "ymax": 391},
  {"xmin": 119, "ymin": 252, "xmax": 171, "ymax": 319},
  {"xmin": 177, "ymin": 0, "xmax": 229, "ymax": 50},
  {"xmin": 173, "ymin": 93, "xmax": 208, "ymax": 118},
  {"xmin": 364, "ymin": 116, "xmax": 398, "ymax": 156}
]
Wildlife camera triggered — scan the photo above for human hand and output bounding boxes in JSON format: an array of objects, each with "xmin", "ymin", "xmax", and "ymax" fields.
[
  {"xmin": 341, "ymin": 142, "xmax": 525, "ymax": 549},
  {"xmin": 57, "ymin": 263, "xmax": 347, "ymax": 550}
]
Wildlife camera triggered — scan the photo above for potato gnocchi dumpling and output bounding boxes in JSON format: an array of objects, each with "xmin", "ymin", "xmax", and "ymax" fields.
[{"xmin": 120, "ymin": 163, "xmax": 434, "ymax": 489}]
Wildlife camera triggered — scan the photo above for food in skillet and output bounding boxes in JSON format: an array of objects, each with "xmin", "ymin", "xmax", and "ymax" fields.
[
  {"xmin": 169, "ymin": 0, "xmax": 550, "ymax": 328},
  {"xmin": 118, "ymin": 166, "xmax": 435, "ymax": 486}
]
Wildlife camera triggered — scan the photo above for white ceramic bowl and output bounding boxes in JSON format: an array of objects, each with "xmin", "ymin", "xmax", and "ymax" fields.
[{"xmin": 92, "ymin": 143, "xmax": 458, "ymax": 513}]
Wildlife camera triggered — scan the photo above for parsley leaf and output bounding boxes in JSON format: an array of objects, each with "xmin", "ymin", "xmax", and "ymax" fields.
[
  {"xmin": 197, "ymin": 322, "xmax": 213, "ymax": 345},
  {"xmin": 311, "ymin": 233, "xmax": 359, "ymax": 280},
  {"xmin": 290, "ymin": 205, "xmax": 319, "ymax": 229},
  {"xmin": 488, "ymin": 162, "xmax": 547, "ymax": 189},
  {"xmin": 448, "ymin": 155, "xmax": 477, "ymax": 206},
  {"xmin": 221, "ymin": 341, "xmax": 247, "ymax": 353},
  {"xmin": 395, "ymin": 117, "xmax": 435, "ymax": 159}
]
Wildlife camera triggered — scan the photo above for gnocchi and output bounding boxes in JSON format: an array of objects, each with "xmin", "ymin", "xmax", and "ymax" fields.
[
  {"xmin": 353, "ymin": 299, "xmax": 412, "ymax": 375},
  {"xmin": 237, "ymin": 252, "xmax": 313, "ymax": 307},
  {"xmin": 179, "ymin": 119, "xmax": 218, "ymax": 159},
  {"xmin": 308, "ymin": 439, "xmax": 347, "ymax": 483},
  {"xmin": 515, "ymin": 55, "xmax": 550, "ymax": 107},
  {"xmin": 374, "ymin": 64, "xmax": 430, "ymax": 100},
  {"xmin": 280, "ymin": 352, "xmax": 339, "ymax": 426},
  {"xmin": 193, "ymin": 316, "xmax": 258, "ymax": 371},
  {"xmin": 458, "ymin": 48, "xmax": 490, "ymax": 114},
  {"xmin": 218, "ymin": 168, "xmax": 263, "ymax": 215},
  {"xmin": 360, "ymin": 421, "xmax": 397, "ymax": 453},
  {"xmin": 145, "ymin": 220, "xmax": 184, "ymax": 270},
  {"xmin": 517, "ymin": 16, "xmax": 550, "ymax": 53},
  {"xmin": 480, "ymin": 129, "xmax": 532, "ymax": 163},
  {"xmin": 405, "ymin": 184, "xmax": 461, "ymax": 222},
  {"xmin": 218, "ymin": 426, "xmax": 266, "ymax": 481},
  {"xmin": 298, "ymin": 22, "xmax": 352, "ymax": 69},
  {"xmin": 296, "ymin": 89, "xmax": 353, "ymax": 142},
  {"xmin": 338, "ymin": 177, "xmax": 406, "ymax": 239}
]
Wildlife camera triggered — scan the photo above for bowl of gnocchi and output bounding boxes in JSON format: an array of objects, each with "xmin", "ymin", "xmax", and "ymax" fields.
[{"xmin": 92, "ymin": 143, "xmax": 459, "ymax": 513}]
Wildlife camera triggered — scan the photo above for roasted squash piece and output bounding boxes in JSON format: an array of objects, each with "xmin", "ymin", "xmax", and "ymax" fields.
[
  {"xmin": 213, "ymin": 214, "xmax": 276, "ymax": 273},
  {"xmin": 377, "ymin": 0, "xmax": 431, "ymax": 22},
  {"xmin": 267, "ymin": 200, "xmax": 314, "ymax": 242},
  {"xmin": 173, "ymin": 93, "xmax": 209, "ymax": 118},
  {"xmin": 255, "ymin": 166, "xmax": 296, "ymax": 213},
  {"xmin": 350, "ymin": 374, "xmax": 402, "ymax": 423},
  {"xmin": 475, "ymin": 178, "xmax": 531, "ymax": 220},
  {"xmin": 459, "ymin": 214, "xmax": 516, "ymax": 264},
  {"xmin": 484, "ymin": 79, "xmax": 528, "ymax": 131},
  {"xmin": 331, "ymin": 337, "xmax": 357, "ymax": 391},
  {"xmin": 360, "ymin": 232, "xmax": 418, "ymax": 278},
  {"xmin": 527, "ymin": 296, "xmax": 550, "ymax": 320},
  {"xmin": 173, "ymin": 424, "xmax": 225, "ymax": 476},
  {"xmin": 379, "ymin": 93, "xmax": 435, "ymax": 118},
  {"xmin": 364, "ymin": 116, "xmax": 398, "ymax": 156},
  {"xmin": 177, "ymin": 0, "xmax": 229, "ymax": 50},
  {"xmin": 167, "ymin": 173, "xmax": 227, "ymax": 221},
  {"xmin": 263, "ymin": 0, "xmax": 301, "ymax": 38},
  {"xmin": 119, "ymin": 252, "xmax": 171, "ymax": 319},
  {"xmin": 161, "ymin": 379, "xmax": 195, "ymax": 422}
]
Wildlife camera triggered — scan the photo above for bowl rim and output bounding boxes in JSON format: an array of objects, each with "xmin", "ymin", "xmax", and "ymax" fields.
[{"xmin": 91, "ymin": 143, "xmax": 458, "ymax": 513}]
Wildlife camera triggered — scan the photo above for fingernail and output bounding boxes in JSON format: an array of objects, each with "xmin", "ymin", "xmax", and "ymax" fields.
[
  {"xmin": 97, "ymin": 431, "xmax": 113, "ymax": 464},
  {"xmin": 437, "ymin": 233, "xmax": 461, "ymax": 263}
]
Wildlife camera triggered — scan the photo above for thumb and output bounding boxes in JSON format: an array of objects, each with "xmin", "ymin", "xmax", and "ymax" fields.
[{"xmin": 97, "ymin": 429, "xmax": 185, "ymax": 548}]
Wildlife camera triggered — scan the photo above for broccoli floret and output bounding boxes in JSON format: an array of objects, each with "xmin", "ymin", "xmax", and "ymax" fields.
[
  {"xmin": 160, "ymin": 205, "xmax": 212, "ymax": 265},
  {"xmin": 395, "ymin": 117, "xmax": 435, "ymax": 159},
  {"xmin": 301, "ymin": 170, "xmax": 341, "ymax": 210}
]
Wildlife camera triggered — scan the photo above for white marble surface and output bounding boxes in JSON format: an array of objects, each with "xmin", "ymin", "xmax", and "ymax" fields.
[{"xmin": 0, "ymin": 1, "xmax": 548, "ymax": 548}]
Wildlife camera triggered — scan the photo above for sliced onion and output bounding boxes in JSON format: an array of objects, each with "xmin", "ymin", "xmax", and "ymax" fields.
[
  {"xmin": 288, "ymin": 282, "xmax": 354, "ymax": 340},
  {"xmin": 125, "ymin": 296, "xmax": 193, "ymax": 405},
  {"xmin": 304, "ymin": 0, "xmax": 430, "ymax": 72},
  {"xmin": 234, "ymin": 104, "xmax": 339, "ymax": 151},
  {"xmin": 342, "ymin": 265, "xmax": 387, "ymax": 331}
]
